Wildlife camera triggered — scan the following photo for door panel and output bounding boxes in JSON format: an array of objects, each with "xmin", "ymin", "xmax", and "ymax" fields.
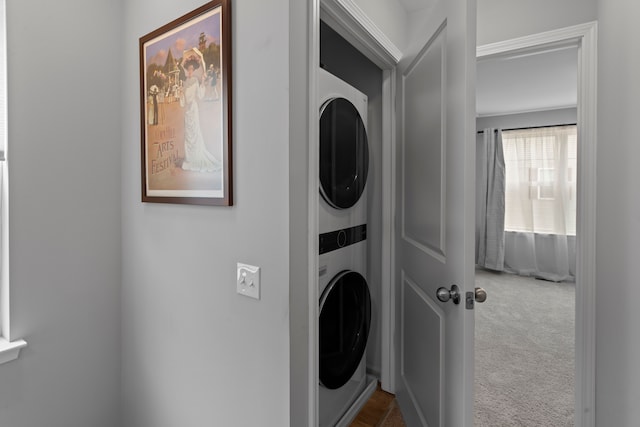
[
  {"xmin": 395, "ymin": 0, "xmax": 476, "ymax": 426},
  {"xmin": 402, "ymin": 25, "xmax": 446, "ymax": 259},
  {"xmin": 401, "ymin": 272, "xmax": 444, "ymax": 426}
]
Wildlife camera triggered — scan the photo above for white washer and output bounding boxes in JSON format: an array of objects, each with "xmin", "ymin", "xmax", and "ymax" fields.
[
  {"xmin": 318, "ymin": 236, "xmax": 370, "ymax": 427},
  {"xmin": 318, "ymin": 68, "xmax": 369, "ymax": 236}
]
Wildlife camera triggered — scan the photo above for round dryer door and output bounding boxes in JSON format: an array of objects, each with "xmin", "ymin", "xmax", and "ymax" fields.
[
  {"xmin": 319, "ymin": 98, "xmax": 369, "ymax": 209},
  {"xmin": 319, "ymin": 270, "xmax": 371, "ymax": 390}
]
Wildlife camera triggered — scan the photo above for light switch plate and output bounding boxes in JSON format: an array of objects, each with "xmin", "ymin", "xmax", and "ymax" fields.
[{"xmin": 237, "ymin": 263, "xmax": 260, "ymax": 300}]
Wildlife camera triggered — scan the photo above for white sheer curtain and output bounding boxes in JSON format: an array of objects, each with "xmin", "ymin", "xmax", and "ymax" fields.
[
  {"xmin": 476, "ymin": 128, "xmax": 506, "ymax": 271},
  {"xmin": 501, "ymin": 125, "xmax": 577, "ymax": 281}
]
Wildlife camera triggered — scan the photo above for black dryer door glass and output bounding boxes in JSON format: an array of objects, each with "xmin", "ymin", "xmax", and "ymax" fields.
[
  {"xmin": 319, "ymin": 98, "xmax": 369, "ymax": 209},
  {"xmin": 319, "ymin": 270, "xmax": 371, "ymax": 390}
]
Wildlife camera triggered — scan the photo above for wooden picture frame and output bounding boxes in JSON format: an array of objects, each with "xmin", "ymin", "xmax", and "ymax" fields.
[{"xmin": 140, "ymin": 0, "xmax": 232, "ymax": 206}]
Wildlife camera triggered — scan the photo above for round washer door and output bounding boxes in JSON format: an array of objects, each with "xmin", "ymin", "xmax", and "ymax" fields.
[
  {"xmin": 319, "ymin": 270, "xmax": 371, "ymax": 390},
  {"xmin": 319, "ymin": 97, "xmax": 369, "ymax": 209}
]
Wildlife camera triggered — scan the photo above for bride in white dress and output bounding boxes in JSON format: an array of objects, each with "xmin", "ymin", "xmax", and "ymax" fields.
[{"xmin": 180, "ymin": 53, "xmax": 221, "ymax": 172}]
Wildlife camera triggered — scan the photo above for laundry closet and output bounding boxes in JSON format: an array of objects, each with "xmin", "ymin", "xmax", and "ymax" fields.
[{"xmin": 317, "ymin": 20, "xmax": 386, "ymax": 426}]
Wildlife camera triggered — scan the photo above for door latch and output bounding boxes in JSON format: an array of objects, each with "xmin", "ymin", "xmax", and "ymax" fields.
[
  {"xmin": 466, "ymin": 292, "xmax": 474, "ymax": 309},
  {"xmin": 466, "ymin": 287, "xmax": 487, "ymax": 309}
]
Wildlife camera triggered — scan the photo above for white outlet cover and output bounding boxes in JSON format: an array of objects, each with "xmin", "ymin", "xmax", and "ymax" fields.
[{"xmin": 237, "ymin": 263, "xmax": 260, "ymax": 300}]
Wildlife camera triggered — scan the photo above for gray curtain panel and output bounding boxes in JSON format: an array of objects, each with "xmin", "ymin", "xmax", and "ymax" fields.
[{"xmin": 476, "ymin": 128, "xmax": 506, "ymax": 271}]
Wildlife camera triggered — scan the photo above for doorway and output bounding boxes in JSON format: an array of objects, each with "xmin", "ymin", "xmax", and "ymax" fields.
[
  {"xmin": 474, "ymin": 23, "xmax": 597, "ymax": 427},
  {"xmin": 475, "ymin": 45, "xmax": 578, "ymax": 425},
  {"xmin": 295, "ymin": 3, "xmax": 596, "ymax": 425}
]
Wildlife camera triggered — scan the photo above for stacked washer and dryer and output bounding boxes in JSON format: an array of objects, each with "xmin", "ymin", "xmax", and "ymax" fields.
[{"xmin": 318, "ymin": 67, "xmax": 374, "ymax": 427}]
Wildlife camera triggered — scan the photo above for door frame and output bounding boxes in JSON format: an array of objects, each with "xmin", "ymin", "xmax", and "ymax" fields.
[
  {"xmin": 476, "ymin": 21, "xmax": 597, "ymax": 427},
  {"xmin": 305, "ymin": 0, "xmax": 402, "ymax": 424}
]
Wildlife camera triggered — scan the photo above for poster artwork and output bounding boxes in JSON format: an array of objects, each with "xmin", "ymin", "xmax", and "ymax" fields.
[{"xmin": 140, "ymin": 1, "xmax": 231, "ymax": 205}]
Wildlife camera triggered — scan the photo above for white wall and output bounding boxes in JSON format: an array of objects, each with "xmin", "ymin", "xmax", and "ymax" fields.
[
  {"xmin": 477, "ymin": 0, "xmax": 597, "ymax": 45},
  {"xmin": 120, "ymin": 1, "xmax": 290, "ymax": 426},
  {"xmin": 478, "ymin": 0, "xmax": 640, "ymax": 424},
  {"xmin": 595, "ymin": 1, "xmax": 640, "ymax": 424},
  {"xmin": 352, "ymin": 0, "xmax": 408, "ymax": 52},
  {"xmin": 0, "ymin": 1, "xmax": 122, "ymax": 426}
]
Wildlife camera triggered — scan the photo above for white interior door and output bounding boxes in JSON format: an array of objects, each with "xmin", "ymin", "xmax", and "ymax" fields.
[{"xmin": 394, "ymin": 0, "xmax": 476, "ymax": 425}]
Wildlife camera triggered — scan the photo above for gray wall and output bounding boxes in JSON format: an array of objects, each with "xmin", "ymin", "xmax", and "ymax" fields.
[
  {"xmin": 121, "ymin": 0, "xmax": 290, "ymax": 426},
  {"xmin": 596, "ymin": 0, "xmax": 640, "ymax": 424},
  {"xmin": 0, "ymin": 1, "xmax": 122, "ymax": 427},
  {"xmin": 478, "ymin": 0, "xmax": 640, "ymax": 423},
  {"xmin": 1, "ymin": 2, "xmax": 636, "ymax": 427},
  {"xmin": 477, "ymin": 0, "xmax": 597, "ymax": 45}
]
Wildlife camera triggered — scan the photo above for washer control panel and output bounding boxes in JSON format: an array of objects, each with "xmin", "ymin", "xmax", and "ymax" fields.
[{"xmin": 319, "ymin": 224, "xmax": 367, "ymax": 255}]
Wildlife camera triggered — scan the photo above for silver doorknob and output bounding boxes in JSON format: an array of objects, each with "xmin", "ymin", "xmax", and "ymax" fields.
[
  {"xmin": 436, "ymin": 284, "xmax": 460, "ymax": 304},
  {"xmin": 475, "ymin": 287, "xmax": 487, "ymax": 303}
]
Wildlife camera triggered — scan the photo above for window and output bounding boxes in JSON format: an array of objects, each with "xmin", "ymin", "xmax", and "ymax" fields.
[
  {"xmin": 502, "ymin": 125, "xmax": 577, "ymax": 236},
  {"xmin": 0, "ymin": 0, "xmax": 26, "ymax": 365}
]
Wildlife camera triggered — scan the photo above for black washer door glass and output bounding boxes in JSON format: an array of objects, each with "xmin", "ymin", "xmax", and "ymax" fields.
[
  {"xmin": 319, "ymin": 270, "xmax": 371, "ymax": 390},
  {"xmin": 319, "ymin": 98, "xmax": 369, "ymax": 209}
]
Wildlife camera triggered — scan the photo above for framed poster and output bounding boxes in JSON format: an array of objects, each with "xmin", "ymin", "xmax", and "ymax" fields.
[{"xmin": 140, "ymin": 0, "xmax": 232, "ymax": 206}]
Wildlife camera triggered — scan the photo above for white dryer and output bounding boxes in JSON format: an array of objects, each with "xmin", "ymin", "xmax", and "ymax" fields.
[{"xmin": 318, "ymin": 67, "xmax": 369, "ymax": 236}]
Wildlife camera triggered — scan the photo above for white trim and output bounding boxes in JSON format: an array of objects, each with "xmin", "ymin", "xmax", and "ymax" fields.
[
  {"xmin": 0, "ymin": 337, "xmax": 26, "ymax": 365},
  {"xmin": 380, "ymin": 68, "xmax": 396, "ymax": 391},
  {"xmin": 0, "ymin": 0, "xmax": 23, "ymax": 361},
  {"xmin": 574, "ymin": 22, "xmax": 597, "ymax": 427},
  {"xmin": 477, "ymin": 21, "xmax": 597, "ymax": 427},
  {"xmin": 477, "ymin": 21, "xmax": 597, "ymax": 59},
  {"xmin": 308, "ymin": 2, "xmax": 320, "ymax": 426}
]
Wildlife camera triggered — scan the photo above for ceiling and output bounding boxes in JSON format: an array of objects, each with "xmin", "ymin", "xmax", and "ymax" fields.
[
  {"xmin": 476, "ymin": 46, "xmax": 578, "ymax": 117},
  {"xmin": 396, "ymin": 0, "xmax": 435, "ymax": 12}
]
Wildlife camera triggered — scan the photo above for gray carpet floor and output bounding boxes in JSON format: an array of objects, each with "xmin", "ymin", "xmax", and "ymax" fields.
[{"xmin": 474, "ymin": 269, "xmax": 575, "ymax": 427}]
